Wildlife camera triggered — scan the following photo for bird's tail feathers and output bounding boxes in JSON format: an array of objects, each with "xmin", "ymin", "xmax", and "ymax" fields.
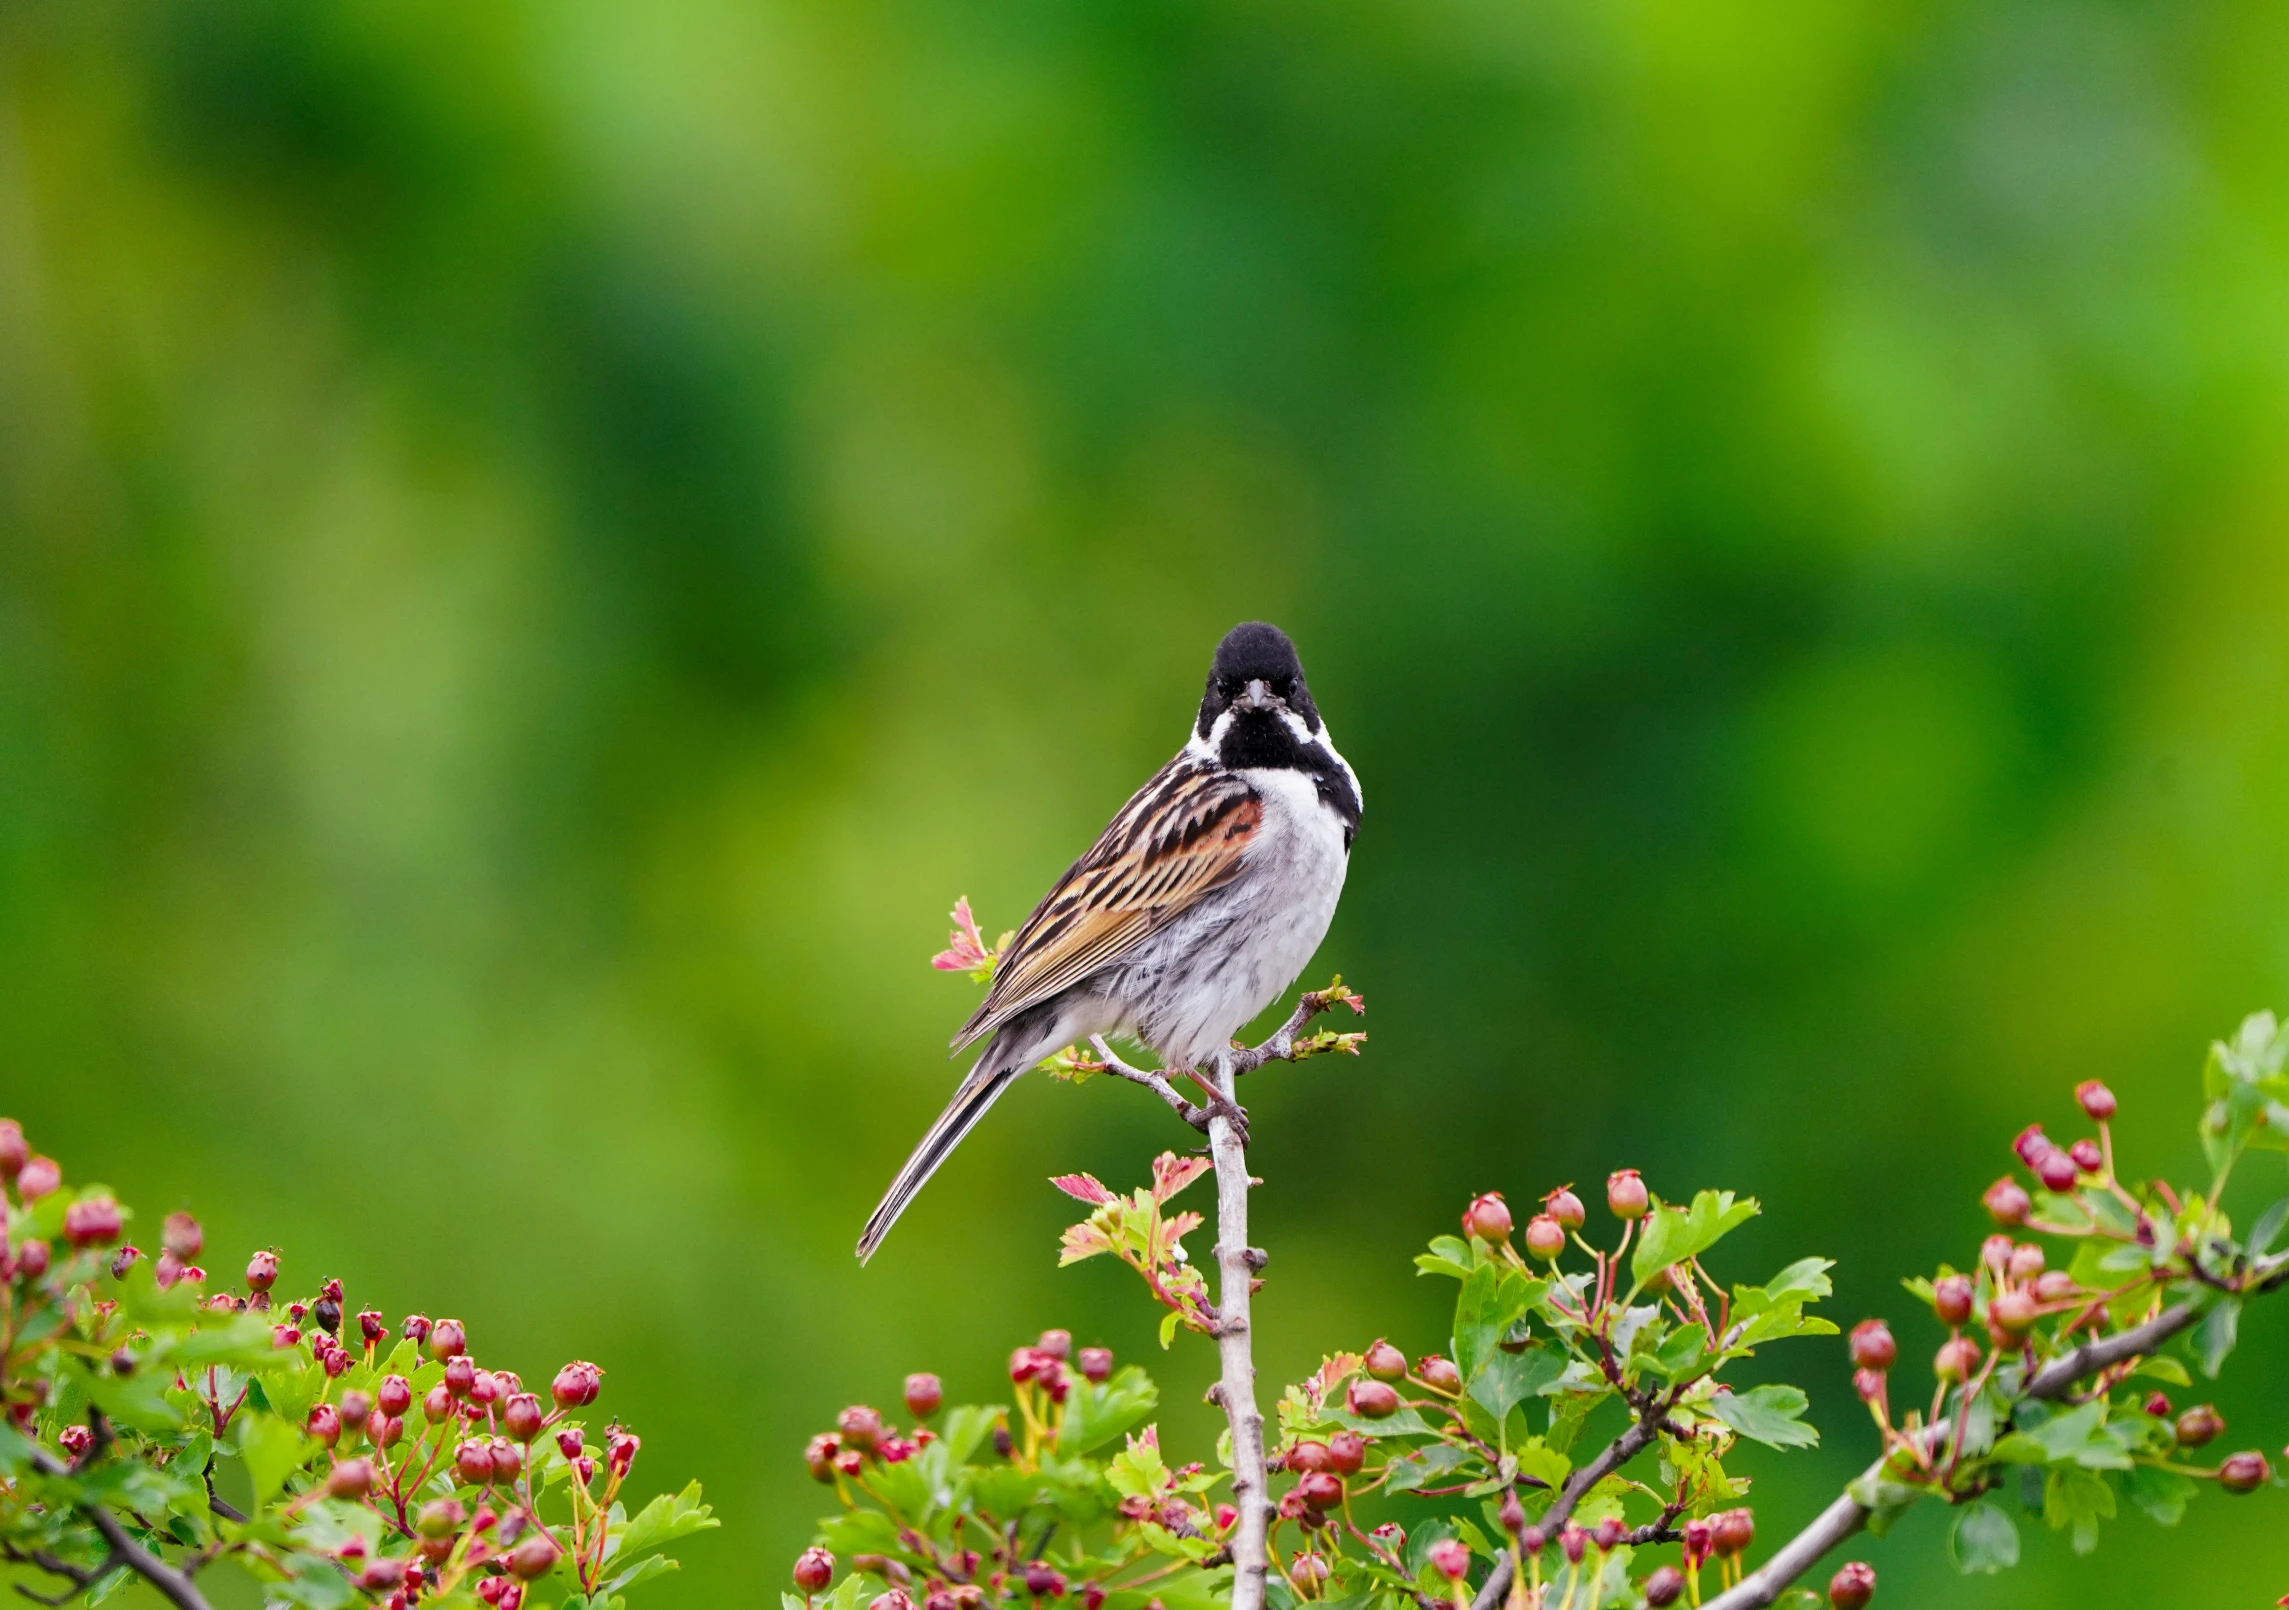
[{"xmin": 856, "ymin": 1034, "xmax": 1033, "ymax": 1263}]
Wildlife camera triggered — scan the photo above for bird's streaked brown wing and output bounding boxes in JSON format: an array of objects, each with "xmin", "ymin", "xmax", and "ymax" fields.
[{"xmin": 951, "ymin": 758, "xmax": 1261, "ymax": 1054}]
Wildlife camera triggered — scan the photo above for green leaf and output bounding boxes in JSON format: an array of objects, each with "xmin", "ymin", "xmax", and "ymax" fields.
[
  {"xmin": 1063, "ymin": 1366, "xmax": 1158, "ymax": 1455},
  {"xmin": 235, "ymin": 1414, "xmax": 313, "ymax": 1508},
  {"xmin": 2043, "ymin": 1466, "xmax": 2116, "ymax": 1555},
  {"xmin": 1709, "ymin": 1385, "xmax": 1817, "ymax": 1450},
  {"xmin": 2250, "ymin": 1196, "xmax": 2289, "ymax": 1257},
  {"xmin": 611, "ymin": 1481, "xmax": 717, "ymax": 1563},
  {"xmin": 1948, "ymin": 1500, "xmax": 2019, "ymax": 1574},
  {"xmin": 1468, "ymin": 1344, "xmax": 1566, "ymax": 1423},
  {"xmin": 1453, "ymin": 1266, "xmax": 1537, "ymax": 1380},
  {"xmin": 1416, "ymin": 1236, "xmax": 1477, "ymax": 1281},
  {"xmin": 2193, "ymin": 1299, "xmax": 2239, "ymax": 1378},
  {"xmin": 1381, "ymin": 1444, "xmax": 1470, "ymax": 1496},
  {"xmin": 1758, "ymin": 1258, "xmax": 1835, "ymax": 1306},
  {"xmin": 2131, "ymin": 1355, "xmax": 2191, "ymax": 1388},
  {"xmin": 2126, "ymin": 1462, "xmax": 2198, "ymax": 1525},
  {"xmin": 1996, "ymin": 1399, "xmax": 2132, "ymax": 1470},
  {"xmin": 1630, "ymin": 1191, "xmax": 1759, "ymax": 1287}
]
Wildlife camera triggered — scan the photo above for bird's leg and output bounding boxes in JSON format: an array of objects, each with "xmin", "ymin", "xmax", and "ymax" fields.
[
  {"xmin": 1181, "ymin": 1063, "xmax": 1250, "ymax": 1148},
  {"xmin": 1086, "ymin": 1036, "xmax": 1207, "ymax": 1130}
]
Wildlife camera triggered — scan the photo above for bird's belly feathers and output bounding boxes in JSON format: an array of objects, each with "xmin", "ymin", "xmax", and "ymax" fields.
[{"xmin": 1113, "ymin": 768, "xmax": 1350, "ymax": 1069}]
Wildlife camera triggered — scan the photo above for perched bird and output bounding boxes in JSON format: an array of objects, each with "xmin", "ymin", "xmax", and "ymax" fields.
[{"xmin": 857, "ymin": 622, "xmax": 1362, "ymax": 1262}]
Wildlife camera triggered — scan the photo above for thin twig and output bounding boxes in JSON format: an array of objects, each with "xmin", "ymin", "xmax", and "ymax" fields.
[
  {"xmin": 1204, "ymin": 1048, "xmax": 1270, "ymax": 1610},
  {"xmin": 1468, "ymin": 1393, "xmax": 1680, "ymax": 1610},
  {"xmin": 1086, "ymin": 1036, "xmax": 1208, "ymax": 1128},
  {"xmin": 22, "ymin": 1446, "xmax": 213, "ymax": 1610}
]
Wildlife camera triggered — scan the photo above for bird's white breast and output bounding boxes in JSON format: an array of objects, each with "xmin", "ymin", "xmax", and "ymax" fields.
[{"xmin": 1118, "ymin": 766, "xmax": 1351, "ymax": 1069}]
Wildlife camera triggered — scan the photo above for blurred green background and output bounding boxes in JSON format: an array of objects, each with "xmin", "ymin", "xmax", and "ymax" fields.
[{"xmin": 5, "ymin": 0, "xmax": 2289, "ymax": 1602}]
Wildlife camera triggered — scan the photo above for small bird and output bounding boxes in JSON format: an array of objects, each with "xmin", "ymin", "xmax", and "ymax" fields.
[{"xmin": 858, "ymin": 621, "xmax": 1362, "ymax": 1262}]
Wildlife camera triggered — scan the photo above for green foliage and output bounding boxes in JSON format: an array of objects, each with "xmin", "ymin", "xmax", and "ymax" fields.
[{"xmin": 2, "ymin": 1126, "xmax": 710, "ymax": 1610}]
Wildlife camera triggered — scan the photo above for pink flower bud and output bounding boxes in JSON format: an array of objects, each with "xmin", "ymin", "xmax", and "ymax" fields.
[
  {"xmin": 508, "ymin": 1533, "xmax": 560, "ymax": 1580},
  {"xmin": 327, "ymin": 1457, "xmax": 375, "ymax": 1499},
  {"xmin": 428, "ymin": 1318, "xmax": 467, "ymax": 1361},
  {"xmin": 1524, "ymin": 1215, "xmax": 1566, "ymax": 1260},
  {"xmin": 1827, "ymin": 1561, "xmax": 1875, "ymax": 1609},
  {"xmin": 1542, "ymin": 1186, "xmax": 1585, "ymax": 1230},
  {"xmin": 16, "ymin": 1239, "xmax": 50, "ymax": 1279},
  {"xmin": 608, "ymin": 1429, "xmax": 640, "ymax": 1477},
  {"xmin": 904, "ymin": 1373, "xmax": 943, "ymax": 1418},
  {"xmin": 2076, "ymin": 1081, "xmax": 2116, "ymax": 1121},
  {"xmin": 424, "ymin": 1384, "xmax": 454, "ymax": 1424},
  {"xmin": 1981, "ymin": 1178, "xmax": 2030, "ymax": 1226},
  {"xmin": 1427, "ymin": 1540, "xmax": 1471, "ymax": 1581},
  {"xmin": 245, "ymin": 1250, "xmax": 279, "ymax": 1292},
  {"xmin": 377, "ymin": 1375, "xmax": 413, "ymax": 1417},
  {"xmin": 161, "ymin": 1212, "xmax": 202, "ymax": 1260},
  {"xmin": 1932, "ymin": 1274, "xmax": 1973, "ymax": 1326},
  {"xmin": 1077, "ymin": 1348, "xmax": 1113, "ymax": 1384},
  {"xmin": 1849, "ymin": 1320, "xmax": 1896, "ymax": 1371},
  {"xmin": 16, "ymin": 1156, "xmax": 60, "ymax": 1200},
  {"xmin": 504, "ymin": 1393, "xmax": 545, "ymax": 1441},
  {"xmin": 551, "ymin": 1361, "xmax": 602, "ymax": 1409},
  {"xmin": 0, "ymin": 1120, "xmax": 26, "ymax": 1178},
  {"xmin": 308, "ymin": 1404, "xmax": 342, "ymax": 1448}
]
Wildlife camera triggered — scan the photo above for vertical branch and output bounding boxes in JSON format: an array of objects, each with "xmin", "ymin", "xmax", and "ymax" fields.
[{"xmin": 1205, "ymin": 1052, "xmax": 1270, "ymax": 1610}]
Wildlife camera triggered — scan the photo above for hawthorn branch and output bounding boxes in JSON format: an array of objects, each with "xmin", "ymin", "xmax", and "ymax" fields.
[
  {"xmin": 22, "ymin": 1445, "xmax": 212, "ymax": 1610},
  {"xmin": 1703, "ymin": 1250, "xmax": 2289, "ymax": 1610},
  {"xmin": 1086, "ymin": 1036, "xmax": 1206, "ymax": 1129},
  {"xmin": 1469, "ymin": 1391, "xmax": 1680, "ymax": 1610}
]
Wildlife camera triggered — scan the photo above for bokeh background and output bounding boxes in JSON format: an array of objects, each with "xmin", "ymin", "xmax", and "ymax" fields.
[{"xmin": 6, "ymin": 0, "xmax": 2289, "ymax": 1603}]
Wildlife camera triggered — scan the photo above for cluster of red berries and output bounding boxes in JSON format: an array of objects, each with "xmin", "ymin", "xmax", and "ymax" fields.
[
  {"xmin": 1457, "ymin": 1174, "xmax": 1649, "ymax": 1270},
  {"xmin": 1981, "ymin": 1080, "xmax": 2116, "ymax": 1226},
  {"xmin": 1341, "ymin": 1335, "xmax": 1464, "ymax": 1422},
  {"xmin": 1271, "ymin": 1430, "xmax": 1369, "ymax": 1526}
]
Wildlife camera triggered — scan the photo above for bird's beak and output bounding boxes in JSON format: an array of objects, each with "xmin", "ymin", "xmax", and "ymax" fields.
[{"xmin": 1235, "ymin": 679, "xmax": 1279, "ymax": 713}]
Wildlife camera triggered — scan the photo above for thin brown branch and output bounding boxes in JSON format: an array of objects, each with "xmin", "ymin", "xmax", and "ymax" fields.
[
  {"xmin": 1704, "ymin": 1249, "xmax": 2289, "ymax": 1610},
  {"xmin": 1469, "ymin": 1393, "xmax": 1679, "ymax": 1610},
  {"xmin": 23, "ymin": 1445, "xmax": 214, "ymax": 1610}
]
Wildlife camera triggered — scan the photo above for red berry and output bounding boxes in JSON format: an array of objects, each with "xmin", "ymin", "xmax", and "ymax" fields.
[
  {"xmin": 1462, "ymin": 1192, "xmax": 1514, "ymax": 1242},
  {"xmin": 2176, "ymin": 1405, "xmax": 2225, "ymax": 1447},
  {"xmin": 1591, "ymin": 1516, "xmax": 1625, "ymax": 1551},
  {"xmin": 1287, "ymin": 1439, "xmax": 1333, "ymax": 1473},
  {"xmin": 504, "ymin": 1393, "xmax": 545, "ymax": 1441},
  {"xmin": 58, "ymin": 1425, "xmax": 93, "ymax": 1458},
  {"xmin": 2034, "ymin": 1270, "xmax": 2077, "ymax": 1303},
  {"xmin": 1990, "ymin": 1290, "xmax": 2036, "ymax": 1334},
  {"xmin": 377, "ymin": 1375, "xmax": 413, "ymax": 1417},
  {"xmin": 551, "ymin": 1361, "xmax": 603, "ymax": 1409},
  {"xmin": 428, "ymin": 1319, "xmax": 467, "ymax": 1361},
  {"xmin": 402, "ymin": 1314, "xmax": 432, "ymax": 1343},
  {"xmin": 1682, "ymin": 1518, "xmax": 1713, "ymax": 1567},
  {"xmin": 1036, "ymin": 1329, "xmax": 1072, "ymax": 1361},
  {"xmin": 837, "ymin": 1406, "xmax": 885, "ymax": 1454},
  {"xmin": 1077, "ymin": 1348, "xmax": 1113, "ymax": 1384},
  {"xmin": 1326, "ymin": 1430, "xmax": 1366, "ymax": 1475},
  {"xmin": 508, "ymin": 1533, "xmax": 561, "ymax": 1580},
  {"xmin": 468, "ymin": 1370, "xmax": 504, "ymax": 1407},
  {"xmin": 339, "ymin": 1389, "xmax": 373, "ymax": 1428},
  {"xmin": 1644, "ymin": 1566, "xmax": 1685, "ymax": 1607},
  {"xmin": 1524, "ymin": 1215, "xmax": 1566, "ymax": 1261},
  {"xmin": 15, "ymin": 1157, "xmax": 60, "ymax": 1199},
  {"xmin": 490, "ymin": 1440, "xmax": 523, "ymax": 1481},
  {"xmin": 1853, "ymin": 1367, "xmax": 1887, "ymax": 1403},
  {"xmin": 2066, "ymin": 1137, "xmax": 2102, "ymax": 1173},
  {"xmin": 444, "ymin": 1356, "xmax": 477, "ymax": 1398},
  {"xmin": 359, "ymin": 1309, "xmax": 388, "ymax": 1347},
  {"xmin": 1848, "ymin": 1320, "xmax": 1896, "ymax": 1371},
  {"xmin": 1981, "ymin": 1178, "xmax": 2030, "ymax": 1227},
  {"xmin": 1542, "ymin": 1186, "xmax": 1586, "ymax": 1230},
  {"xmin": 1932, "ymin": 1274, "xmax": 1974, "ymax": 1326},
  {"xmin": 455, "ymin": 1439, "xmax": 494, "ymax": 1484},
  {"xmin": 327, "ymin": 1457, "xmax": 375, "ymax": 1499},
  {"xmin": 1497, "ymin": 1489, "xmax": 1525, "ymax": 1535},
  {"xmin": 804, "ymin": 1434, "xmax": 839, "ymax": 1482},
  {"xmin": 1560, "ymin": 1526, "xmax": 1586, "ymax": 1565},
  {"xmin": 371, "ymin": 1413, "xmax": 403, "ymax": 1448},
  {"xmin": 1934, "ymin": 1336, "xmax": 1981, "ymax": 1383},
  {"xmin": 424, "ymin": 1385, "xmax": 453, "ymax": 1424},
  {"xmin": 1023, "ymin": 1563, "xmax": 1067, "ymax": 1598},
  {"xmin": 16, "ymin": 1239, "xmax": 50, "ymax": 1279},
  {"xmin": 2011, "ymin": 1124, "xmax": 2049, "ymax": 1165},
  {"xmin": 1416, "ymin": 1355, "xmax": 1461, "ymax": 1393},
  {"xmin": 160, "ymin": 1212, "xmax": 202, "ymax": 1260},
  {"xmin": 1606, "ymin": 1169, "xmax": 1649, "ymax": 1220},
  {"xmin": 2007, "ymin": 1242, "xmax": 2045, "ymax": 1279},
  {"xmin": 110, "ymin": 1245, "xmax": 140, "ymax": 1279},
  {"xmin": 1427, "ymin": 1540, "xmax": 1470, "ymax": 1581},
  {"xmin": 0, "ymin": 1120, "xmax": 25, "ymax": 1177},
  {"xmin": 1296, "ymin": 1471, "xmax": 1343, "ymax": 1510},
  {"xmin": 2035, "ymin": 1149, "xmax": 2079, "ymax": 1191},
  {"xmin": 308, "ymin": 1404, "xmax": 342, "ymax": 1448},
  {"xmin": 2076, "ymin": 1081, "xmax": 2117, "ymax": 1121},
  {"xmin": 2218, "ymin": 1451, "xmax": 2270, "ymax": 1493},
  {"xmin": 608, "ymin": 1429, "xmax": 640, "ymax": 1476},
  {"xmin": 1711, "ymin": 1508, "xmax": 1754, "ymax": 1558},
  {"xmin": 1345, "ymin": 1379, "xmax": 1399, "ymax": 1419},
  {"xmin": 794, "ymin": 1548, "xmax": 835, "ymax": 1593},
  {"xmin": 1363, "ymin": 1340, "xmax": 1407, "ymax": 1382},
  {"xmin": 64, "ymin": 1198, "xmax": 122, "ymax": 1248},
  {"xmin": 1827, "ymin": 1560, "xmax": 1876, "ymax": 1609},
  {"xmin": 904, "ymin": 1374, "xmax": 943, "ymax": 1418}
]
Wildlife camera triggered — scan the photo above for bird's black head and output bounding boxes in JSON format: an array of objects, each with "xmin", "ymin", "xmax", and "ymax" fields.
[{"xmin": 1196, "ymin": 622, "xmax": 1321, "ymax": 741}]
